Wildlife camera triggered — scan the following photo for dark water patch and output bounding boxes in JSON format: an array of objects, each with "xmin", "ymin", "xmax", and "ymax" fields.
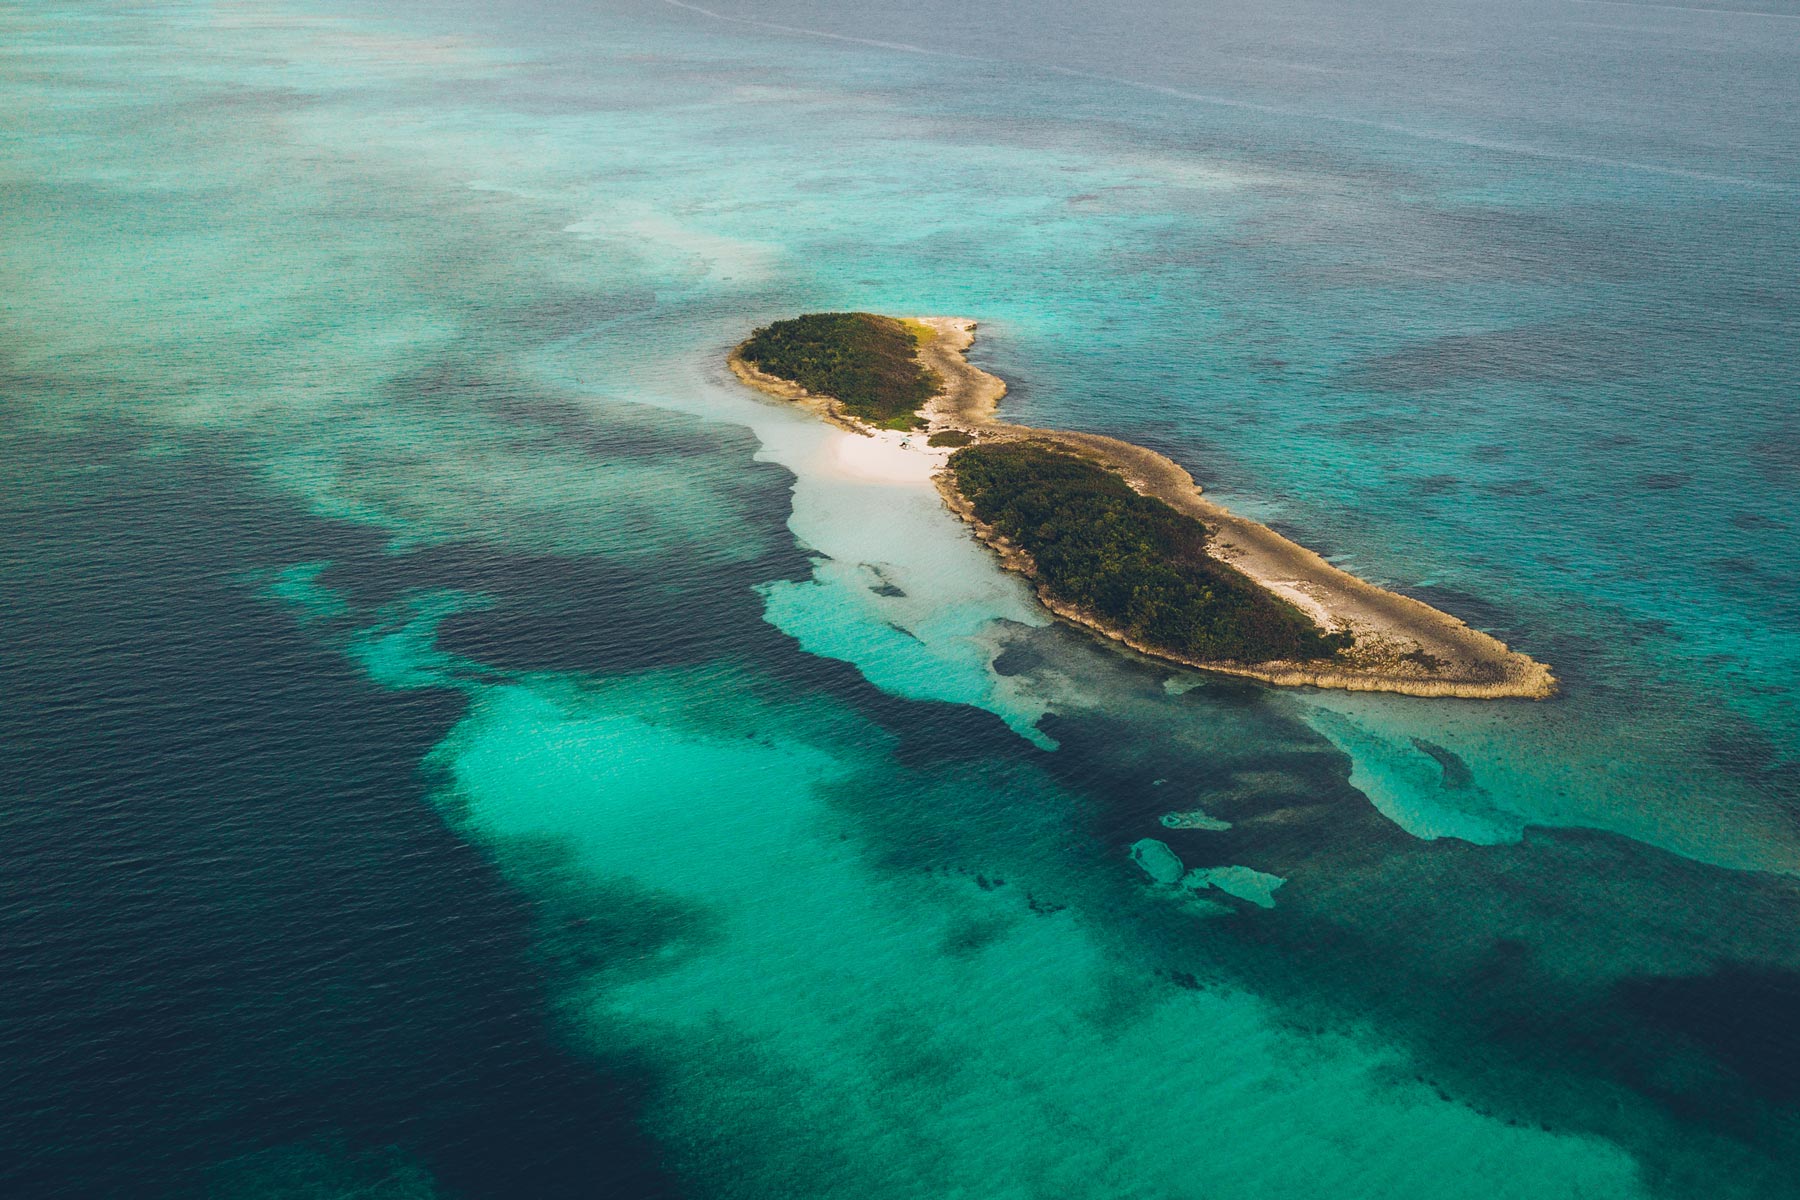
[
  {"xmin": 1638, "ymin": 473, "xmax": 1693, "ymax": 491},
  {"xmin": 392, "ymin": 361, "xmax": 708, "ymax": 464},
  {"xmin": 1704, "ymin": 559, "xmax": 1800, "ymax": 628},
  {"xmin": 492, "ymin": 838, "xmax": 726, "ymax": 989},
  {"xmin": 1263, "ymin": 520, "xmax": 1343, "ymax": 560},
  {"xmin": 1179, "ymin": 673, "xmax": 1272, "ymax": 708},
  {"xmin": 1342, "ymin": 324, "xmax": 1635, "ymax": 392},
  {"xmin": 1731, "ymin": 512, "xmax": 1786, "ymax": 532},
  {"xmin": 1751, "ymin": 430, "xmax": 1800, "ymax": 482},
  {"xmin": 1409, "ymin": 738, "xmax": 1474, "ymax": 789},
  {"xmin": 1346, "ymin": 200, "xmax": 1646, "ymax": 288},
  {"xmin": 270, "ymin": 405, "xmax": 814, "ymax": 680},
  {"xmin": 824, "ymin": 741, "xmax": 1058, "ymax": 886},
  {"xmin": 940, "ymin": 914, "xmax": 1016, "ymax": 957},
  {"xmin": 1480, "ymin": 477, "xmax": 1549, "ymax": 497},
  {"xmin": 1314, "ymin": 412, "xmax": 1405, "ymax": 444},
  {"xmin": 1627, "ymin": 616, "xmax": 1676, "ymax": 645},
  {"xmin": 1410, "ymin": 473, "xmax": 1461, "ymax": 497},
  {"xmin": 429, "ymin": 537, "xmax": 806, "ymax": 677},
  {"xmin": 206, "ymin": 1137, "xmax": 437, "ymax": 1199},
  {"xmin": 1618, "ymin": 966, "xmax": 1800, "ymax": 1108},
  {"xmin": 1701, "ymin": 717, "xmax": 1800, "ymax": 826},
  {"xmin": 1404, "ymin": 582, "xmax": 1523, "ymax": 635},
  {"xmin": 989, "ymin": 645, "xmax": 1045, "ymax": 677},
  {"xmin": 1249, "ymin": 825, "xmax": 1800, "ymax": 1175},
  {"xmin": 1005, "ymin": 684, "xmax": 1800, "ymax": 1190},
  {"xmin": 0, "ymin": 429, "xmax": 679, "ymax": 1200},
  {"xmin": 461, "ymin": 287, "xmax": 659, "ymax": 343},
  {"xmin": 1121, "ymin": 420, "xmax": 1225, "ymax": 468},
  {"xmin": 1704, "ymin": 717, "xmax": 1788, "ymax": 778},
  {"xmin": 1158, "ymin": 967, "xmax": 1203, "ymax": 991},
  {"xmin": 863, "ymin": 564, "xmax": 908, "ymax": 598}
]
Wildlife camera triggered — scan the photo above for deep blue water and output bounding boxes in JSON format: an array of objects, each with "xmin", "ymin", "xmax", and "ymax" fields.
[
  {"xmin": 4, "ymin": 0, "xmax": 1800, "ymax": 1196},
  {"xmin": 0, "ymin": 432, "xmax": 692, "ymax": 1197}
]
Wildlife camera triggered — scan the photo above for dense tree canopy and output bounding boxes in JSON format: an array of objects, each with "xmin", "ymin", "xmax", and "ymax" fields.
[
  {"xmin": 739, "ymin": 312, "xmax": 941, "ymax": 429},
  {"xmin": 950, "ymin": 442, "xmax": 1351, "ymax": 663}
]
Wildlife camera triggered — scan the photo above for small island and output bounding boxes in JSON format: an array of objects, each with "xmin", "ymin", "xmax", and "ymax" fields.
[
  {"xmin": 736, "ymin": 312, "xmax": 940, "ymax": 430},
  {"xmin": 730, "ymin": 312, "xmax": 1556, "ymax": 699}
]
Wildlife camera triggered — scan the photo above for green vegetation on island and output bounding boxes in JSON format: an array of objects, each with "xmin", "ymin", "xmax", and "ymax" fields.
[
  {"xmin": 948, "ymin": 442, "xmax": 1352, "ymax": 664},
  {"xmin": 927, "ymin": 429, "xmax": 975, "ymax": 448},
  {"xmin": 739, "ymin": 312, "xmax": 941, "ymax": 429}
]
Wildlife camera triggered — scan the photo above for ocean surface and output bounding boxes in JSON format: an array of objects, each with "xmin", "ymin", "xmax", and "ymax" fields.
[{"xmin": 3, "ymin": 0, "xmax": 1799, "ymax": 1195}]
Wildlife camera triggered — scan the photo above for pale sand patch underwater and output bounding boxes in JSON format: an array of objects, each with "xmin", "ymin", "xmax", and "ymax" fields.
[
  {"xmin": 733, "ymin": 318, "xmax": 1555, "ymax": 700},
  {"xmin": 718, "ymin": 379, "xmax": 1055, "ymax": 746}
]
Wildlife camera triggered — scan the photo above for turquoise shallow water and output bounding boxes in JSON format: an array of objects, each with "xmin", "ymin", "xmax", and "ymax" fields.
[{"xmin": 4, "ymin": 0, "xmax": 1800, "ymax": 1195}]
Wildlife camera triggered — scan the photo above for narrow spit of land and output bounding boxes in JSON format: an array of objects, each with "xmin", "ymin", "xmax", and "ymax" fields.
[{"xmin": 731, "ymin": 313, "xmax": 1556, "ymax": 700}]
